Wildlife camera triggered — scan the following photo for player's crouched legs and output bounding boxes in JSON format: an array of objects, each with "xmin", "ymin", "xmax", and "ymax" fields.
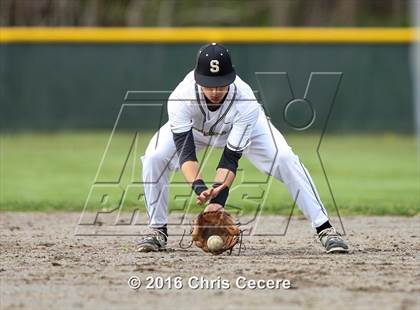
[
  {"xmin": 138, "ymin": 152, "xmax": 169, "ymax": 252},
  {"xmin": 138, "ymin": 148, "xmax": 174, "ymax": 252},
  {"xmin": 273, "ymin": 150, "xmax": 349, "ymax": 253}
]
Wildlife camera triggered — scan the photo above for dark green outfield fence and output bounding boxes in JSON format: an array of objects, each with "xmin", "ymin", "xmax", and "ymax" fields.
[{"xmin": 0, "ymin": 41, "xmax": 414, "ymax": 132}]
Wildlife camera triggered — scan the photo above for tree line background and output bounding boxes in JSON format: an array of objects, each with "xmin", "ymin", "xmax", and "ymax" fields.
[{"xmin": 0, "ymin": 0, "xmax": 412, "ymax": 27}]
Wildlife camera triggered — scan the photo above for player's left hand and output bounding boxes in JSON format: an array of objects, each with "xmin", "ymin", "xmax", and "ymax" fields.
[
  {"xmin": 204, "ymin": 203, "xmax": 224, "ymax": 212},
  {"xmin": 196, "ymin": 183, "xmax": 227, "ymax": 205},
  {"xmin": 191, "ymin": 208, "xmax": 241, "ymax": 255}
]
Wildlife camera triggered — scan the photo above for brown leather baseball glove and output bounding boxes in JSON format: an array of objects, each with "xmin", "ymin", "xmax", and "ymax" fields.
[{"xmin": 191, "ymin": 210, "xmax": 241, "ymax": 255}]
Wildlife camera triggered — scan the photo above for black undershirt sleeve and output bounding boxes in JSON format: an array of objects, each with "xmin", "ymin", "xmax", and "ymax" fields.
[
  {"xmin": 217, "ymin": 146, "xmax": 242, "ymax": 174},
  {"xmin": 172, "ymin": 129, "xmax": 197, "ymax": 166}
]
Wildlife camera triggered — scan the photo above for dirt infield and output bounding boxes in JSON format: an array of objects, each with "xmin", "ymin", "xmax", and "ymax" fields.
[{"xmin": 1, "ymin": 213, "xmax": 419, "ymax": 310}]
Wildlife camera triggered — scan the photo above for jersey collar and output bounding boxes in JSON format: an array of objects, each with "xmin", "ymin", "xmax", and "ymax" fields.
[{"xmin": 195, "ymin": 83, "xmax": 236, "ymax": 120}]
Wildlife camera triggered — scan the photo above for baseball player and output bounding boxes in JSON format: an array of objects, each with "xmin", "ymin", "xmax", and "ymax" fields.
[{"xmin": 138, "ymin": 43, "xmax": 348, "ymax": 254}]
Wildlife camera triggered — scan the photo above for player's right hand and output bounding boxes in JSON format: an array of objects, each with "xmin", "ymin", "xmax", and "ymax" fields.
[{"xmin": 196, "ymin": 188, "xmax": 213, "ymax": 205}]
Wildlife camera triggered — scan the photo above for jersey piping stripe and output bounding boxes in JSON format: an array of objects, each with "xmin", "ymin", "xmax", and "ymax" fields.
[
  {"xmin": 194, "ymin": 83, "xmax": 207, "ymax": 119},
  {"xmin": 194, "ymin": 83, "xmax": 237, "ymax": 136},
  {"xmin": 227, "ymin": 140, "xmax": 249, "ymax": 152},
  {"xmin": 208, "ymin": 84, "xmax": 237, "ymax": 135}
]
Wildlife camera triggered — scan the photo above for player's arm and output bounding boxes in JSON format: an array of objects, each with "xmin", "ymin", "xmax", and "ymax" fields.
[
  {"xmin": 172, "ymin": 129, "xmax": 209, "ymax": 197},
  {"xmin": 197, "ymin": 144, "xmax": 242, "ymax": 206},
  {"xmin": 197, "ymin": 148, "xmax": 242, "ymax": 205}
]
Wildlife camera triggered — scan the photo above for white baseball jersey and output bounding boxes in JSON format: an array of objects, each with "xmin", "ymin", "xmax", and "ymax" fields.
[{"xmin": 167, "ymin": 70, "xmax": 261, "ymax": 152}]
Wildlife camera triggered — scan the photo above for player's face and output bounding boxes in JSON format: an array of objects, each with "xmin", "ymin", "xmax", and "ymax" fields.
[{"xmin": 201, "ymin": 86, "xmax": 229, "ymax": 104}]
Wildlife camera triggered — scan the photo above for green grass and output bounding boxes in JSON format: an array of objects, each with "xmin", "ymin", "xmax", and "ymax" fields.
[{"xmin": 1, "ymin": 132, "xmax": 419, "ymax": 216}]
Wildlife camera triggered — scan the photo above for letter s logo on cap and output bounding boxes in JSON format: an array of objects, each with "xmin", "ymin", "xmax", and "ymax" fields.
[{"xmin": 210, "ymin": 60, "xmax": 219, "ymax": 73}]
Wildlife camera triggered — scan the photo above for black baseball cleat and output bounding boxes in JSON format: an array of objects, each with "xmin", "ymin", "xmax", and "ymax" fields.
[
  {"xmin": 318, "ymin": 227, "xmax": 349, "ymax": 253},
  {"xmin": 137, "ymin": 229, "xmax": 167, "ymax": 252}
]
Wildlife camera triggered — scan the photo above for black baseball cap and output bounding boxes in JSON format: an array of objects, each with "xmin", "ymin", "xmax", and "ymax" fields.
[{"xmin": 194, "ymin": 43, "xmax": 236, "ymax": 87}]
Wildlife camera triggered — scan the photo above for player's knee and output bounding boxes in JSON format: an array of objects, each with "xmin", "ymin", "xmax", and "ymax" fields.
[
  {"xmin": 141, "ymin": 151, "xmax": 166, "ymax": 165},
  {"xmin": 276, "ymin": 149, "xmax": 298, "ymax": 165},
  {"xmin": 270, "ymin": 150, "xmax": 299, "ymax": 181}
]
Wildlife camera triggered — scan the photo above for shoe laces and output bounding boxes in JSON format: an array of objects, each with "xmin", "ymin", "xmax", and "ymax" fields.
[
  {"xmin": 318, "ymin": 227, "xmax": 341, "ymax": 240},
  {"xmin": 140, "ymin": 229, "xmax": 167, "ymax": 243}
]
